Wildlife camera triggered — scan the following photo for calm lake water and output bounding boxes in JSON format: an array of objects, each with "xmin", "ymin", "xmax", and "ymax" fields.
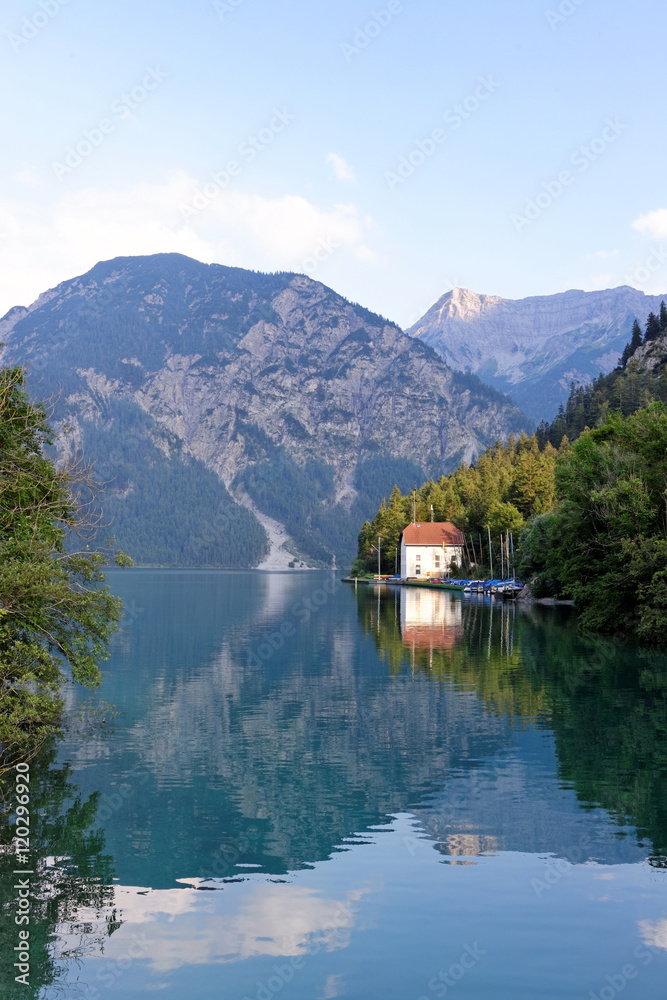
[{"xmin": 2, "ymin": 571, "xmax": 667, "ymax": 999}]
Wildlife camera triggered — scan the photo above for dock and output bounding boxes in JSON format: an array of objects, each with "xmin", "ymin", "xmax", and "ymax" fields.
[{"xmin": 343, "ymin": 576, "xmax": 524, "ymax": 598}]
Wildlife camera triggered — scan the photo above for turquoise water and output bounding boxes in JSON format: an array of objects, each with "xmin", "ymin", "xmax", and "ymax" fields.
[{"xmin": 2, "ymin": 571, "xmax": 667, "ymax": 999}]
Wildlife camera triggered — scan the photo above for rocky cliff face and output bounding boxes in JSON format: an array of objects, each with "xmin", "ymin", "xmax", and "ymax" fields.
[
  {"xmin": 1, "ymin": 254, "xmax": 529, "ymax": 568},
  {"xmin": 408, "ymin": 286, "xmax": 667, "ymax": 422}
]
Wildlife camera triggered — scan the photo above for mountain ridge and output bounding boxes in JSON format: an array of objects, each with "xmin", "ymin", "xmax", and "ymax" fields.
[
  {"xmin": 0, "ymin": 253, "xmax": 530, "ymax": 568},
  {"xmin": 408, "ymin": 284, "xmax": 667, "ymax": 422}
]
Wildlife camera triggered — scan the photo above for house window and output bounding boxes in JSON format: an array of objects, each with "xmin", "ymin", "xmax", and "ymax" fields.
[
  {"xmin": 415, "ymin": 567, "xmax": 421, "ymax": 575},
  {"xmin": 434, "ymin": 555, "xmax": 441, "ymax": 567},
  {"xmin": 415, "ymin": 555, "xmax": 421, "ymax": 562}
]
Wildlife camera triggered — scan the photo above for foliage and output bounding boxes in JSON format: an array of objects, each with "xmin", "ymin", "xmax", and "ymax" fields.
[
  {"xmin": 0, "ymin": 367, "xmax": 127, "ymax": 764},
  {"xmin": 520, "ymin": 403, "xmax": 667, "ymax": 644},
  {"xmin": 537, "ymin": 302, "xmax": 667, "ymax": 448},
  {"xmin": 353, "ymin": 433, "xmax": 559, "ymax": 575}
]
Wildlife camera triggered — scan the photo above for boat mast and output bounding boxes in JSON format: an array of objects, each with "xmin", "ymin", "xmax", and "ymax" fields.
[{"xmin": 487, "ymin": 525, "xmax": 493, "ymax": 579}]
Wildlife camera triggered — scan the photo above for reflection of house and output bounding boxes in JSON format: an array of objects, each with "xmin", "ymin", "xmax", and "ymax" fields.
[
  {"xmin": 400, "ymin": 522, "xmax": 464, "ymax": 580},
  {"xmin": 400, "ymin": 588, "xmax": 463, "ymax": 651},
  {"xmin": 435, "ymin": 833, "xmax": 499, "ymax": 864}
]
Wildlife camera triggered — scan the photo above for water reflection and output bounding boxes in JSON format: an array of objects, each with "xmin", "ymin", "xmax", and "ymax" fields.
[
  {"xmin": 0, "ymin": 745, "xmax": 120, "ymax": 999},
  {"xmin": 3, "ymin": 572, "xmax": 667, "ymax": 999},
  {"xmin": 359, "ymin": 584, "xmax": 667, "ymax": 862},
  {"xmin": 401, "ymin": 587, "xmax": 463, "ymax": 651}
]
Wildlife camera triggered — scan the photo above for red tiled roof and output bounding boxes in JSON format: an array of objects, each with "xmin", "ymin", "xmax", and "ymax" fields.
[{"xmin": 401, "ymin": 522, "xmax": 464, "ymax": 546}]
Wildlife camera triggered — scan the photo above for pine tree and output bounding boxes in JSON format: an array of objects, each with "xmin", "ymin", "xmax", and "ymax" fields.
[
  {"xmin": 619, "ymin": 342, "xmax": 633, "ymax": 369},
  {"xmin": 660, "ymin": 301, "xmax": 667, "ymax": 331},
  {"xmin": 645, "ymin": 312, "xmax": 661, "ymax": 342}
]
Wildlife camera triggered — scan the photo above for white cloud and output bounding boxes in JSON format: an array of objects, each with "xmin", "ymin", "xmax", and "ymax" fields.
[
  {"xmin": 585, "ymin": 249, "xmax": 619, "ymax": 260},
  {"xmin": 326, "ymin": 152, "xmax": 356, "ymax": 183},
  {"xmin": 0, "ymin": 173, "xmax": 376, "ymax": 315},
  {"xmin": 632, "ymin": 209, "xmax": 667, "ymax": 239}
]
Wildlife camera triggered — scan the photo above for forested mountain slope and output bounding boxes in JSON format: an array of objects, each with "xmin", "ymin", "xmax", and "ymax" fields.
[
  {"xmin": 537, "ymin": 302, "xmax": 667, "ymax": 446},
  {"xmin": 1, "ymin": 253, "xmax": 530, "ymax": 568}
]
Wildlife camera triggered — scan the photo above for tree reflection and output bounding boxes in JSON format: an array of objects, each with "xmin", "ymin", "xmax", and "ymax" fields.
[
  {"xmin": 358, "ymin": 586, "xmax": 667, "ymax": 862},
  {"xmin": 0, "ymin": 743, "xmax": 119, "ymax": 998}
]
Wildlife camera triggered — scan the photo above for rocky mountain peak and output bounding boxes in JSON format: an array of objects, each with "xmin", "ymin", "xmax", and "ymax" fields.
[
  {"xmin": 1, "ymin": 253, "xmax": 530, "ymax": 569},
  {"xmin": 408, "ymin": 284, "xmax": 667, "ymax": 422}
]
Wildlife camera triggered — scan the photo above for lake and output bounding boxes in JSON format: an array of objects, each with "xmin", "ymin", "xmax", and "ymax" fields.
[{"xmin": 2, "ymin": 571, "xmax": 667, "ymax": 999}]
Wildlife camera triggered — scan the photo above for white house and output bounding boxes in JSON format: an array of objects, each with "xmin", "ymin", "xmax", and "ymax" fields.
[{"xmin": 400, "ymin": 522, "xmax": 465, "ymax": 580}]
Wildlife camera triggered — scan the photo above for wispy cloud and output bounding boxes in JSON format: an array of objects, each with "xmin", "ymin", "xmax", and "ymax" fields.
[
  {"xmin": 327, "ymin": 152, "xmax": 356, "ymax": 183},
  {"xmin": 0, "ymin": 174, "xmax": 377, "ymax": 314},
  {"xmin": 585, "ymin": 248, "xmax": 619, "ymax": 260}
]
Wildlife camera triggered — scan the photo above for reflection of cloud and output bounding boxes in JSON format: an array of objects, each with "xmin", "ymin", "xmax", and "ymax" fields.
[
  {"xmin": 56, "ymin": 882, "xmax": 369, "ymax": 974},
  {"xmin": 639, "ymin": 918, "xmax": 667, "ymax": 951},
  {"xmin": 319, "ymin": 973, "xmax": 346, "ymax": 998}
]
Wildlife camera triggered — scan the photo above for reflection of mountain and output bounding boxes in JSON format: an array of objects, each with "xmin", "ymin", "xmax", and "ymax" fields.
[{"xmin": 58, "ymin": 572, "xmax": 667, "ymax": 895}]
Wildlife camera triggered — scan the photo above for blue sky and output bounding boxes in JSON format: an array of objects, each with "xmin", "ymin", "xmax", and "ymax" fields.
[{"xmin": 2, "ymin": 0, "xmax": 666, "ymax": 325}]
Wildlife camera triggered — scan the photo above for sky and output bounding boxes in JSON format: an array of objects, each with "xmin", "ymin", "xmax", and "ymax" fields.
[{"xmin": 2, "ymin": 0, "xmax": 667, "ymax": 327}]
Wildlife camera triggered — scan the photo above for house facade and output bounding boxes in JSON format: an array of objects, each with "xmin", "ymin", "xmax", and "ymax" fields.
[{"xmin": 400, "ymin": 522, "xmax": 465, "ymax": 580}]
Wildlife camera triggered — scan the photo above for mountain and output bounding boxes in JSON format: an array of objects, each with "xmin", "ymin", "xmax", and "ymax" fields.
[
  {"xmin": 538, "ymin": 309, "xmax": 667, "ymax": 447},
  {"xmin": 0, "ymin": 254, "xmax": 530, "ymax": 569},
  {"xmin": 408, "ymin": 286, "xmax": 667, "ymax": 423}
]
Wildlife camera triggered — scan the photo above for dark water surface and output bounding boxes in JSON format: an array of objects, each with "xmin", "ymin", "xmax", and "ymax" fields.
[{"xmin": 2, "ymin": 571, "xmax": 667, "ymax": 999}]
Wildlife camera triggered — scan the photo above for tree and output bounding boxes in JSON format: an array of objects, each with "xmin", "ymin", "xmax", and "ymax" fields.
[
  {"xmin": 0, "ymin": 367, "xmax": 129, "ymax": 766},
  {"xmin": 619, "ymin": 320, "xmax": 644, "ymax": 368},
  {"xmin": 523, "ymin": 403, "xmax": 667, "ymax": 643},
  {"xmin": 645, "ymin": 311, "xmax": 661, "ymax": 342},
  {"xmin": 660, "ymin": 301, "xmax": 667, "ymax": 332}
]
